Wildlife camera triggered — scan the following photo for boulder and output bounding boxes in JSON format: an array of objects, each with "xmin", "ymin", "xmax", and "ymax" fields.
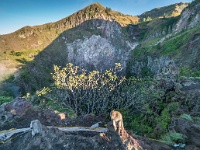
[
  {"xmin": 4, "ymin": 97, "xmax": 32, "ymax": 116},
  {"xmin": 30, "ymin": 120, "xmax": 43, "ymax": 137}
]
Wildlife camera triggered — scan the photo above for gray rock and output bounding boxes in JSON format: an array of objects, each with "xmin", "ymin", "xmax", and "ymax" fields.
[
  {"xmin": 90, "ymin": 122, "xmax": 102, "ymax": 129},
  {"xmin": 30, "ymin": 120, "xmax": 43, "ymax": 137}
]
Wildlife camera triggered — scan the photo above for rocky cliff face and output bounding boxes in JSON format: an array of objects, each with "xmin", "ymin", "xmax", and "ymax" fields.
[
  {"xmin": 64, "ymin": 20, "xmax": 138, "ymax": 70},
  {"xmin": 130, "ymin": 56, "xmax": 179, "ymax": 78},
  {"xmin": 174, "ymin": 0, "xmax": 200, "ymax": 32}
]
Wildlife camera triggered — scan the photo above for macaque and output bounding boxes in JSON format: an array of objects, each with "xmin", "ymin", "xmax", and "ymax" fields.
[{"xmin": 110, "ymin": 110, "xmax": 124, "ymax": 134}]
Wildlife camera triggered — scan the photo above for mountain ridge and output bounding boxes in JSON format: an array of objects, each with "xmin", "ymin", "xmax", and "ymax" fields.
[
  {"xmin": 0, "ymin": 2, "xmax": 189, "ymax": 51},
  {"xmin": 0, "ymin": 2, "xmax": 139, "ymax": 53},
  {"xmin": 139, "ymin": 2, "xmax": 189, "ymax": 21}
]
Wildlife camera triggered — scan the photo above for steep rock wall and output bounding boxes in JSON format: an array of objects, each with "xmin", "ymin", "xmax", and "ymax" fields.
[
  {"xmin": 174, "ymin": 1, "xmax": 200, "ymax": 32},
  {"xmin": 58, "ymin": 19, "xmax": 138, "ymax": 71}
]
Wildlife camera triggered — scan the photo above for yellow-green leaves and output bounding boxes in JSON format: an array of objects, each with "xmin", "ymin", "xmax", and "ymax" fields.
[{"xmin": 52, "ymin": 63, "xmax": 124, "ymax": 92}]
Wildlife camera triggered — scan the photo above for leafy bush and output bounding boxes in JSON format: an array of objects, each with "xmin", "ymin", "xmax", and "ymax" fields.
[
  {"xmin": 180, "ymin": 114, "xmax": 193, "ymax": 121},
  {"xmin": 30, "ymin": 63, "xmax": 163, "ymax": 117},
  {"xmin": 193, "ymin": 117, "xmax": 200, "ymax": 123},
  {"xmin": 141, "ymin": 66, "xmax": 154, "ymax": 77},
  {"xmin": 159, "ymin": 108, "xmax": 171, "ymax": 132},
  {"xmin": 161, "ymin": 132, "xmax": 186, "ymax": 145},
  {"xmin": 167, "ymin": 102, "xmax": 180, "ymax": 113},
  {"xmin": 126, "ymin": 107, "xmax": 170, "ymax": 138},
  {"xmin": 29, "ymin": 63, "xmax": 122, "ymax": 115},
  {"xmin": 179, "ymin": 66, "xmax": 200, "ymax": 77},
  {"xmin": 0, "ymin": 96, "xmax": 12, "ymax": 105}
]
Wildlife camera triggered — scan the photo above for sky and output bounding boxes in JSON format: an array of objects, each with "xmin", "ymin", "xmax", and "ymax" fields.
[{"xmin": 0, "ymin": 0, "xmax": 192, "ymax": 35}]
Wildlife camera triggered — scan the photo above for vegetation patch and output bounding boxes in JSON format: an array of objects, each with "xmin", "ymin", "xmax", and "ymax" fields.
[
  {"xmin": 0, "ymin": 96, "xmax": 12, "ymax": 105},
  {"xmin": 27, "ymin": 63, "xmax": 165, "ymax": 125},
  {"xmin": 180, "ymin": 114, "xmax": 193, "ymax": 121},
  {"xmin": 161, "ymin": 132, "xmax": 187, "ymax": 145},
  {"xmin": 179, "ymin": 66, "xmax": 200, "ymax": 77}
]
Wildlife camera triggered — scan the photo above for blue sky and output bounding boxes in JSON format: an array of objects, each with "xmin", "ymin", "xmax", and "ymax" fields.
[{"xmin": 0, "ymin": 0, "xmax": 192, "ymax": 35}]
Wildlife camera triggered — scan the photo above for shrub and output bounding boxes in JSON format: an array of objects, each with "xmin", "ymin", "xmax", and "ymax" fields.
[
  {"xmin": 161, "ymin": 132, "xmax": 186, "ymax": 145},
  {"xmin": 31, "ymin": 63, "xmax": 163, "ymax": 117},
  {"xmin": 0, "ymin": 96, "xmax": 12, "ymax": 105},
  {"xmin": 180, "ymin": 114, "xmax": 193, "ymax": 121},
  {"xmin": 193, "ymin": 117, "xmax": 200, "ymax": 123},
  {"xmin": 32, "ymin": 63, "xmax": 125, "ymax": 115},
  {"xmin": 141, "ymin": 66, "xmax": 154, "ymax": 77}
]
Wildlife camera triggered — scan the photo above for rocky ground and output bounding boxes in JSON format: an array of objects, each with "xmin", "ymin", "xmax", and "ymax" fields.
[
  {"xmin": 0, "ymin": 117, "xmax": 173, "ymax": 150},
  {"xmin": 0, "ymin": 98, "xmax": 106, "ymax": 130},
  {"xmin": 0, "ymin": 96, "xmax": 200, "ymax": 150}
]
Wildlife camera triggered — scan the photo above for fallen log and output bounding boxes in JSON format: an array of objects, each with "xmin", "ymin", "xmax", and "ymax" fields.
[
  {"xmin": 0, "ymin": 128, "xmax": 31, "ymax": 141},
  {"xmin": 55, "ymin": 126, "xmax": 108, "ymax": 133},
  {"xmin": 0, "ymin": 120, "xmax": 107, "ymax": 142}
]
